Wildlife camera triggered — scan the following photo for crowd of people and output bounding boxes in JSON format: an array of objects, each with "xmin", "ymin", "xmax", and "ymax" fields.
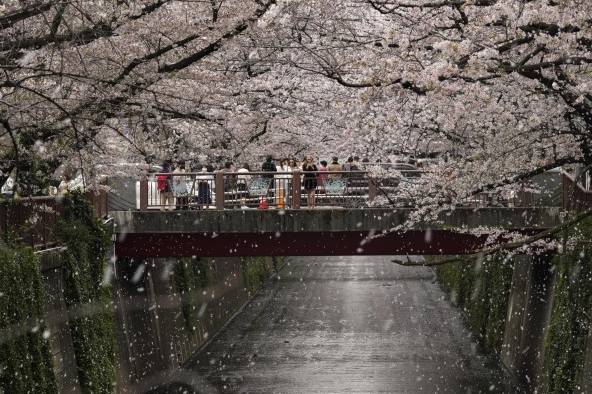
[{"xmin": 155, "ymin": 155, "xmax": 376, "ymax": 210}]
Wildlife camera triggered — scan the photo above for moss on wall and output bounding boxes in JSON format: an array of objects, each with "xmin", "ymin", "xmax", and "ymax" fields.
[
  {"xmin": 0, "ymin": 243, "xmax": 57, "ymax": 393},
  {"xmin": 58, "ymin": 193, "xmax": 116, "ymax": 393},
  {"xmin": 173, "ymin": 257, "xmax": 209, "ymax": 335},
  {"xmin": 436, "ymin": 218, "xmax": 592, "ymax": 394},
  {"xmin": 542, "ymin": 218, "xmax": 592, "ymax": 393},
  {"xmin": 435, "ymin": 254, "xmax": 514, "ymax": 353},
  {"xmin": 242, "ymin": 257, "xmax": 271, "ymax": 295}
]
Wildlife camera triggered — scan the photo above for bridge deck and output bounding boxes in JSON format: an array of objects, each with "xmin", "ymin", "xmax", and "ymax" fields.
[{"xmin": 112, "ymin": 208, "xmax": 559, "ymax": 257}]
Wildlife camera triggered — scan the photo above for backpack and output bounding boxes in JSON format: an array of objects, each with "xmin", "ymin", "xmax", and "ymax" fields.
[
  {"xmin": 197, "ymin": 181, "xmax": 212, "ymax": 204},
  {"xmin": 157, "ymin": 175, "xmax": 168, "ymax": 191},
  {"xmin": 262, "ymin": 161, "xmax": 276, "ymax": 172}
]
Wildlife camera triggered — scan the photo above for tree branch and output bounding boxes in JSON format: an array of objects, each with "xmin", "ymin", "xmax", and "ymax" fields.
[{"xmin": 392, "ymin": 209, "xmax": 592, "ymax": 267}]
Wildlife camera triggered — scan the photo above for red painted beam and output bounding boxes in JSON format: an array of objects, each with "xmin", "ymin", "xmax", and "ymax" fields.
[{"xmin": 115, "ymin": 230, "xmax": 496, "ymax": 258}]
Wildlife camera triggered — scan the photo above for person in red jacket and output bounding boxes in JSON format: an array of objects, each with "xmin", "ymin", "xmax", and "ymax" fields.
[{"xmin": 157, "ymin": 161, "xmax": 173, "ymax": 210}]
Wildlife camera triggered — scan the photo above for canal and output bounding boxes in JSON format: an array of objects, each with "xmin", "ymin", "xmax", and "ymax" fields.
[{"xmin": 153, "ymin": 256, "xmax": 510, "ymax": 393}]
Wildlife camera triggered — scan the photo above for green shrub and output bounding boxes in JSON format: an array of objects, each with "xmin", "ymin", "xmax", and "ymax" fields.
[
  {"xmin": 435, "ymin": 254, "xmax": 514, "ymax": 353},
  {"xmin": 242, "ymin": 257, "xmax": 270, "ymax": 294},
  {"xmin": 173, "ymin": 257, "xmax": 209, "ymax": 335},
  {"xmin": 0, "ymin": 243, "xmax": 57, "ymax": 393},
  {"xmin": 58, "ymin": 193, "xmax": 115, "ymax": 393},
  {"xmin": 542, "ymin": 219, "xmax": 592, "ymax": 393}
]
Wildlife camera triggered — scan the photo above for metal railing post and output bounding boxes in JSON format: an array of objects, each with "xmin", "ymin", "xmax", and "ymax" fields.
[
  {"xmin": 291, "ymin": 171, "xmax": 301, "ymax": 209},
  {"xmin": 368, "ymin": 176, "xmax": 376, "ymax": 203},
  {"xmin": 140, "ymin": 177, "xmax": 148, "ymax": 210},
  {"xmin": 215, "ymin": 171, "xmax": 224, "ymax": 210}
]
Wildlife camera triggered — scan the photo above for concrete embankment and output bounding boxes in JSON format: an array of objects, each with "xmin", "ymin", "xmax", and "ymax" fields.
[
  {"xmin": 33, "ymin": 252, "xmax": 276, "ymax": 393},
  {"xmin": 435, "ymin": 219, "xmax": 592, "ymax": 393}
]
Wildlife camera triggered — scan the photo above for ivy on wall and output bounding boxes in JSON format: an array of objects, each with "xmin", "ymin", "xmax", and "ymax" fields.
[
  {"xmin": 173, "ymin": 257, "xmax": 210, "ymax": 335},
  {"xmin": 436, "ymin": 218, "xmax": 592, "ymax": 393},
  {"xmin": 0, "ymin": 243, "xmax": 57, "ymax": 393},
  {"xmin": 435, "ymin": 254, "xmax": 514, "ymax": 353},
  {"xmin": 542, "ymin": 219, "xmax": 592, "ymax": 393},
  {"xmin": 58, "ymin": 193, "xmax": 116, "ymax": 393},
  {"xmin": 242, "ymin": 257, "xmax": 271, "ymax": 295},
  {"xmin": 173, "ymin": 257, "xmax": 272, "ymax": 335}
]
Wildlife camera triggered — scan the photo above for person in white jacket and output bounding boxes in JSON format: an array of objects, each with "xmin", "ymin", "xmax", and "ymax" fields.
[
  {"xmin": 275, "ymin": 158, "xmax": 292, "ymax": 207},
  {"xmin": 172, "ymin": 162, "xmax": 188, "ymax": 209}
]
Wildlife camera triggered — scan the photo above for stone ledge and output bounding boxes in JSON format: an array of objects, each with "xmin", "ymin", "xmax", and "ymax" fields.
[{"xmin": 112, "ymin": 207, "xmax": 561, "ymax": 234}]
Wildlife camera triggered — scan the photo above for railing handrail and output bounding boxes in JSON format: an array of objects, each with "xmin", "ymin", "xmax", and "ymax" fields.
[
  {"xmin": 1, "ymin": 196, "xmax": 60, "ymax": 202},
  {"xmin": 562, "ymin": 169, "xmax": 591, "ymax": 193},
  {"xmin": 150, "ymin": 170, "xmax": 427, "ymax": 177}
]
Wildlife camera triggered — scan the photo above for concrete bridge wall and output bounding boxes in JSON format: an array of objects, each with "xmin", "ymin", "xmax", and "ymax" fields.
[
  {"xmin": 112, "ymin": 256, "xmax": 271, "ymax": 392},
  {"xmin": 437, "ymin": 250, "xmax": 592, "ymax": 393},
  {"xmin": 113, "ymin": 208, "xmax": 560, "ymax": 234},
  {"xmin": 36, "ymin": 248, "xmax": 274, "ymax": 393},
  {"xmin": 112, "ymin": 208, "xmax": 560, "ymax": 257}
]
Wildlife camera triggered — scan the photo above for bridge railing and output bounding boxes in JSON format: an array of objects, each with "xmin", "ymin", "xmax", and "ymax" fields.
[
  {"xmin": 141, "ymin": 171, "xmax": 376, "ymax": 210},
  {"xmin": 0, "ymin": 197, "xmax": 63, "ymax": 248},
  {"xmin": 562, "ymin": 169, "xmax": 592, "ymax": 210},
  {"xmin": 138, "ymin": 170, "xmax": 544, "ymax": 210},
  {"xmin": 0, "ymin": 191, "xmax": 107, "ymax": 249}
]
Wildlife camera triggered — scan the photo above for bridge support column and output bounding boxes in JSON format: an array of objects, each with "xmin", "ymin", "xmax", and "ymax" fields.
[
  {"xmin": 368, "ymin": 177, "xmax": 377, "ymax": 203},
  {"xmin": 139, "ymin": 177, "xmax": 148, "ymax": 210},
  {"xmin": 291, "ymin": 171, "xmax": 301, "ymax": 209},
  {"xmin": 501, "ymin": 254, "xmax": 555, "ymax": 391},
  {"xmin": 215, "ymin": 171, "xmax": 224, "ymax": 210},
  {"xmin": 113, "ymin": 259, "xmax": 186, "ymax": 388}
]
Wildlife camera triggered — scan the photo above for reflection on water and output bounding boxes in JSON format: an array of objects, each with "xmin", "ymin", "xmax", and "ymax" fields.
[{"xmin": 151, "ymin": 256, "xmax": 512, "ymax": 393}]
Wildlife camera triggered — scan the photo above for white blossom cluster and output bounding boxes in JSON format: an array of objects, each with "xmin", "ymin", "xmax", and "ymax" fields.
[{"xmin": 0, "ymin": 0, "xmax": 589, "ymax": 216}]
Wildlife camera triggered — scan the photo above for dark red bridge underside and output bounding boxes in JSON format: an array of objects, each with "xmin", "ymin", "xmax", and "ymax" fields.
[{"xmin": 115, "ymin": 230, "xmax": 537, "ymax": 258}]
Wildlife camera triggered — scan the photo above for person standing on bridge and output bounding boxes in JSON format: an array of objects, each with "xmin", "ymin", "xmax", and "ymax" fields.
[
  {"xmin": 302, "ymin": 156, "xmax": 318, "ymax": 208},
  {"xmin": 237, "ymin": 163, "xmax": 250, "ymax": 192},
  {"xmin": 172, "ymin": 161, "xmax": 189, "ymax": 210},
  {"xmin": 342, "ymin": 156, "xmax": 354, "ymax": 173},
  {"xmin": 276, "ymin": 158, "xmax": 292, "ymax": 208},
  {"xmin": 195, "ymin": 165, "xmax": 213, "ymax": 208},
  {"xmin": 317, "ymin": 160, "xmax": 328, "ymax": 193},
  {"xmin": 261, "ymin": 155, "xmax": 277, "ymax": 193},
  {"xmin": 157, "ymin": 161, "xmax": 174, "ymax": 211},
  {"xmin": 328, "ymin": 157, "xmax": 341, "ymax": 179}
]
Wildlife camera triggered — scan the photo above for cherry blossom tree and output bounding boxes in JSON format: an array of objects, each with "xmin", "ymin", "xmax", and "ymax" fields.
[
  {"xmin": 252, "ymin": 0, "xmax": 589, "ymax": 208},
  {"xmin": 1, "ymin": 0, "xmax": 281, "ymax": 192},
  {"xmin": 1, "ymin": 0, "xmax": 590, "ymax": 214}
]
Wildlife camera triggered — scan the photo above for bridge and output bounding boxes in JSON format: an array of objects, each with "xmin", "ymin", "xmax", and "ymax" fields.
[
  {"xmin": 105, "ymin": 168, "xmax": 567, "ymax": 258},
  {"xmin": 134, "ymin": 169, "xmax": 559, "ymax": 210},
  {"xmin": 0, "ymin": 168, "xmax": 569, "ymax": 256},
  {"xmin": 112, "ymin": 208, "xmax": 560, "ymax": 257},
  {"xmin": 0, "ymin": 167, "xmax": 588, "ymax": 394}
]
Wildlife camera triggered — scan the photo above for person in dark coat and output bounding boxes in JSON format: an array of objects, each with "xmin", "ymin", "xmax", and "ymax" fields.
[
  {"xmin": 261, "ymin": 155, "xmax": 277, "ymax": 189},
  {"xmin": 302, "ymin": 156, "xmax": 318, "ymax": 208}
]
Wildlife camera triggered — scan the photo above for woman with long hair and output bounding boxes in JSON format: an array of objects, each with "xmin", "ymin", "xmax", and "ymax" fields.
[{"xmin": 302, "ymin": 156, "xmax": 318, "ymax": 208}]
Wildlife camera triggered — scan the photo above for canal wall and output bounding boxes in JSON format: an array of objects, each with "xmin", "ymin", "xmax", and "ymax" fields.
[
  {"xmin": 0, "ymin": 193, "xmax": 114, "ymax": 394},
  {"xmin": 113, "ymin": 256, "xmax": 274, "ymax": 393},
  {"xmin": 0, "ymin": 194, "xmax": 276, "ymax": 393},
  {"xmin": 434, "ymin": 217, "xmax": 592, "ymax": 393},
  {"xmin": 3, "ymin": 249, "xmax": 275, "ymax": 393}
]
